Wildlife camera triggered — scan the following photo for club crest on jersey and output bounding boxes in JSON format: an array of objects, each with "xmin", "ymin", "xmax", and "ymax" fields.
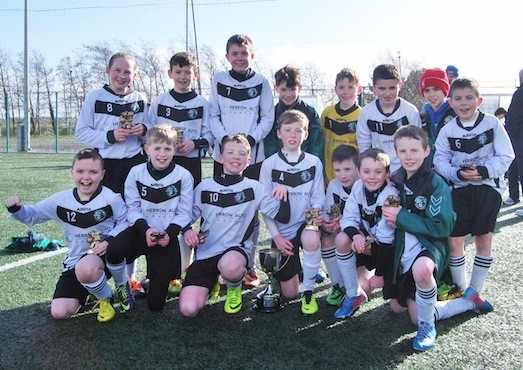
[
  {"xmin": 247, "ymin": 88, "xmax": 258, "ymax": 98},
  {"xmin": 188, "ymin": 108, "xmax": 198, "ymax": 119},
  {"xmin": 234, "ymin": 191, "xmax": 247, "ymax": 203},
  {"xmin": 443, "ymin": 115, "xmax": 454, "ymax": 125},
  {"xmin": 131, "ymin": 102, "xmax": 140, "ymax": 112},
  {"xmin": 93, "ymin": 209, "xmax": 107, "ymax": 222},
  {"xmin": 477, "ymin": 133, "xmax": 488, "ymax": 145},
  {"xmin": 300, "ymin": 171, "xmax": 312, "ymax": 182},
  {"xmin": 414, "ymin": 196, "xmax": 427, "ymax": 211},
  {"xmin": 348, "ymin": 122, "xmax": 357, "ymax": 132},
  {"xmin": 166, "ymin": 185, "xmax": 178, "ymax": 198}
]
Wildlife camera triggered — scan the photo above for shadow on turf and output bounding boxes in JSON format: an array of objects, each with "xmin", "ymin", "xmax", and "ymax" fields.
[{"xmin": 0, "ymin": 283, "xmax": 488, "ymax": 369}]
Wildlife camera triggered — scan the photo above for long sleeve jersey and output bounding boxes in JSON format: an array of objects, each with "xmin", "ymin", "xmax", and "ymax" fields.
[
  {"xmin": 208, "ymin": 70, "xmax": 274, "ymax": 164},
  {"xmin": 434, "ymin": 111, "xmax": 514, "ymax": 196},
  {"xmin": 190, "ymin": 174, "xmax": 281, "ymax": 262},
  {"xmin": 75, "ymin": 85, "xmax": 150, "ymax": 159},
  {"xmin": 124, "ymin": 162, "xmax": 193, "ymax": 236},
  {"xmin": 259, "ymin": 151, "xmax": 325, "ymax": 240},
  {"xmin": 9, "ymin": 186, "xmax": 128, "ymax": 271},
  {"xmin": 148, "ymin": 89, "xmax": 213, "ymax": 158},
  {"xmin": 356, "ymin": 98, "xmax": 422, "ymax": 173}
]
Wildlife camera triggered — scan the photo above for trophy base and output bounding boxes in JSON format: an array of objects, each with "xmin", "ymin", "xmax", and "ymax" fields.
[
  {"xmin": 304, "ymin": 225, "xmax": 319, "ymax": 231},
  {"xmin": 253, "ymin": 292, "xmax": 282, "ymax": 313}
]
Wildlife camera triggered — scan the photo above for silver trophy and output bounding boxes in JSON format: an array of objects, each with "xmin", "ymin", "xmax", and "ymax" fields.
[{"xmin": 254, "ymin": 248, "xmax": 283, "ymax": 313}]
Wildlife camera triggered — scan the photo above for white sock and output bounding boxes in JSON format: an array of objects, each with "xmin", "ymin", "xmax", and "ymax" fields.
[
  {"xmin": 248, "ymin": 220, "xmax": 260, "ymax": 269},
  {"xmin": 106, "ymin": 260, "xmax": 128, "ymax": 287},
  {"xmin": 434, "ymin": 298, "xmax": 475, "ymax": 320},
  {"xmin": 416, "ymin": 284, "xmax": 437, "ymax": 326},
  {"xmin": 126, "ymin": 260, "xmax": 137, "ymax": 281},
  {"xmin": 178, "ymin": 234, "xmax": 194, "ymax": 273},
  {"xmin": 302, "ymin": 248, "xmax": 322, "ymax": 292},
  {"xmin": 82, "ymin": 273, "xmax": 112, "ymax": 300},
  {"xmin": 322, "ymin": 247, "xmax": 343, "ymax": 287},
  {"xmin": 449, "ymin": 255, "xmax": 467, "ymax": 291},
  {"xmin": 470, "ymin": 254, "xmax": 493, "ymax": 292},
  {"xmin": 337, "ymin": 251, "xmax": 358, "ymax": 297}
]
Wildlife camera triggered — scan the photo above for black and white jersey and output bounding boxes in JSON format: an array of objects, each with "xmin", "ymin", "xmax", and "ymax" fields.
[
  {"xmin": 339, "ymin": 179, "xmax": 398, "ymax": 244},
  {"xmin": 260, "ymin": 151, "xmax": 325, "ymax": 239},
  {"xmin": 325, "ymin": 178, "xmax": 352, "ymax": 214},
  {"xmin": 75, "ymin": 85, "xmax": 150, "ymax": 159},
  {"xmin": 125, "ymin": 162, "xmax": 194, "ymax": 231},
  {"xmin": 356, "ymin": 98, "xmax": 422, "ymax": 173},
  {"xmin": 9, "ymin": 187, "xmax": 128, "ymax": 271},
  {"xmin": 148, "ymin": 89, "xmax": 213, "ymax": 158},
  {"xmin": 434, "ymin": 112, "xmax": 514, "ymax": 196},
  {"xmin": 191, "ymin": 175, "xmax": 280, "ymax": 261},
  {"xmin": 208, "ymin": 71, "xmax": 274, "ymax": 164}
]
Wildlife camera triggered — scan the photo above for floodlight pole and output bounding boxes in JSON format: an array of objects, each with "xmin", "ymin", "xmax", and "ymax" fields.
[
  {"xmin": 397, "ymin": 51, "xmax": 402, "ymax": 76},
  {"xmin": 22, "ymin": 0, "xmax": 30, "ymax": 151}
]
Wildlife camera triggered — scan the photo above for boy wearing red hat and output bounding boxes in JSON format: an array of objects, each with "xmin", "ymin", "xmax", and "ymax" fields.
[{"xmin": 419, "ymin": 68, "xmax": 456, "ymax": 165}]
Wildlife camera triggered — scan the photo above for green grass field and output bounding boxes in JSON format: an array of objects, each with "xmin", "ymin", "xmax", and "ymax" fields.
[{"xmin": 1, "ymin": 153, "xmax": 522, "ymax": 369}]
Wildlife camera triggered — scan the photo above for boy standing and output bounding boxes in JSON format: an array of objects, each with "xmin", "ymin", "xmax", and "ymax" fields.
[
  {"xmin": 357, "ymin": 64, "xmax": 422, "ymax": 173},
  {"xmin": 260, "ymin": 110, "xmax": 325, "ymax": 314},
  {"xmin": 5, "ymin": 149, "xmax": 132, "ymax": 323},
  {"xmin": 148, "ymin": 51, "xmax": 213, "ymax": 186},
  {"xmin": 434, "ymin": 77, "xmax": 514, "ymax": 310},
  {"xmin": 264, "ymin": 65, "xmax": 324, "ymax": 162},
  {"xmin": 179, "ymin": 134, "xmax": 282, "ymax": 317},
  {"xmin": 321, "ymin": 68, "xmax": 363, "ymax": 183},
  {"xmin": 336, "ymin": 148, "xmax": 398, "ymax": 318},
  {"xmin": 106, "ymin": 124, "xmax": 194, "ymax": 312},
  {"xmin": 208, "ymin": 34, "xmax": 274, "ymax": 179},
  {"xmin": 419, "ymin": 68, "xmax": 456, "ymax": 165},
  {"xmin": 321, "ymin": 145, "xmax": 360, "ymax": 306}
]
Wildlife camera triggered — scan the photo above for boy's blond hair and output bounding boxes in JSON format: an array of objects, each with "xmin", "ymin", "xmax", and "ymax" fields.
[
  {"xmin": 146, "ymin": 124, "xmax": 177, "ymax": 145},
  {"xmin": 276, "ymin": 109, "xmax": 309, "ymax": 130},
  {"xmin": 336, "ymin": 67, "xmax": 360, "ymax": 85}
]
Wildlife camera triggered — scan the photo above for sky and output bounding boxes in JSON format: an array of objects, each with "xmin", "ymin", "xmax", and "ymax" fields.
[{"xmin": 1, "ymin": 0, "xmax": 522, "ymax": 94}]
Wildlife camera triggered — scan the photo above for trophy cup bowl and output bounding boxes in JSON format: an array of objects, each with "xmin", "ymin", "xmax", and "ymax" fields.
[
  {"xmin": 304, "ymin": 207, "xmax": 322, "ymax": 231},
  {"xmin": 254, "ymin": 248, "xmax": 282, "ymax": 313}
]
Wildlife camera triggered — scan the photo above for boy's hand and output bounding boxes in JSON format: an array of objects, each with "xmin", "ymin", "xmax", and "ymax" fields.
[
  {"xmin": 459, "ymin": 168, "xmax": 482, "ymax": 182},
  {"xmin": 90, "ymin": 240, "xmax": 109, "ymax": 256},
  {"xmin": 271, "ymin": 185, "xmax": 288, "ymax": 201},
  {"xmin": 146, "ymin": 228, "xmax": 169, "ymax": 247},
  {"xmin": 184, "ymin": 229, "xmax": 200, "ymax": 248},
  {"xmin": 113, "ymin": 128, "xmax": 132, "ymax": 142},
  {"xmin": 273, "ymin": 234, "xmax": 294, "ymax": 256},
  {"xmin": 177, "ymin": 140, "xmax": 196, "ymax": 155},
  {"xmin": 322, "ymin": 216, "xmax": 341, "ymax": 233},
  {"xmin": 5, "ymin": 196, "xmax": 22, "ymax": 208},
  {"xmin": 382, "ymin": 205, "xmax": 401, "ymax": 227},
  {"xmin": 130, "ymin": 123, "xmax": 145, "ymax": 136},
  {"xmin": 351, "ymin": 234, "xmax": 366, "ymax": 254}
]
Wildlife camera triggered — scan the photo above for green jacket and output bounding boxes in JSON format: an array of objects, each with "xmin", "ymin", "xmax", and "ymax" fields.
[{"xmin": 391, "ymin": 162, "xmax": 456, "ymax": 282}]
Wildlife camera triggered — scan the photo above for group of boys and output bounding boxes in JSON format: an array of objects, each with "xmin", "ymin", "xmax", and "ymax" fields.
[{"xmin": 6, "ymin": 34, "xmax": 514, "ymax": 353}]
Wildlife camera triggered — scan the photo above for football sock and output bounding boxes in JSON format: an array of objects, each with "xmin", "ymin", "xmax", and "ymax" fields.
[
  {"xmin": 82, "ymin": 273, "xmax": 112, "ymax": 300},
  {"xmin": 337, "ymin": 250, "xmax": 358, "ymax": 297},
  {"xmin": 434, "ymin": 298, "xmax": 475, "ymax": 321},
  {"xmin": 302, "ymin": 248, "xmax": 322, "ymax": 292},
  {"xmin": 322, "ymin": 246, "xmax": 343, "ymax": 287},
  {"xmin": 179, "ymin": 234, "xmax": 193, "ymax": 273},
  {"xmin": 448, "ymin": 255, "xmax": 467, "ymax": 292},
  {"xmin": 416, "ymin": 283, "xmax": 437, "ymax": 326},
  {"xmin": 470, "ymin": 254, "xmax": 493, "ymax": 292},
  {"xmin": 106, "ymin": 260, "xmax": 128, "ymax": 287}
]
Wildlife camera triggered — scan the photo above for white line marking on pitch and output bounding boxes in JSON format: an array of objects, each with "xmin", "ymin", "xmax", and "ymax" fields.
[{"xmin": 0, "ymin": 248, "xmax": 68, "ymax": 273}]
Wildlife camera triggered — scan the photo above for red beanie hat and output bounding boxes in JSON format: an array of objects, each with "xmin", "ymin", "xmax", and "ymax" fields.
[{"xmin": 419, "ymin": 68, "xmax": 450, "ymax": 97}]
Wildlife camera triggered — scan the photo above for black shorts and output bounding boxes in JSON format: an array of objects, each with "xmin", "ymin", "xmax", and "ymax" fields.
[
  {"xmin": 272, "ymin": 224, "xmax": 306, "ymax": 283},
  {"xmin": 389, "ymin": 250, "xmax": 435, "ymax": 308},
  {"xmin": 355, "ymin": 244, "xmax": 394, "ymax": 299},
  {"xmin": 102, "ymin": 151, "xmax": 147, "ymax": 197},
  {"xmin": 213, "ymin": 160, "xmax": 262, "ymax": 181},
  {"xmin": 183, "ymin": 247, "xmax": 248, "ymax": 291},
  {"xmin": 52, "ymin": 254, "xmax": 110, "ymax": 303},
  {"xmin": 174, "ymin": 156, "xmax": 202, "ymax": 186},
  {"xmin": 451, "ymin": 185, "xmax": 502, "ymax": 237}
]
